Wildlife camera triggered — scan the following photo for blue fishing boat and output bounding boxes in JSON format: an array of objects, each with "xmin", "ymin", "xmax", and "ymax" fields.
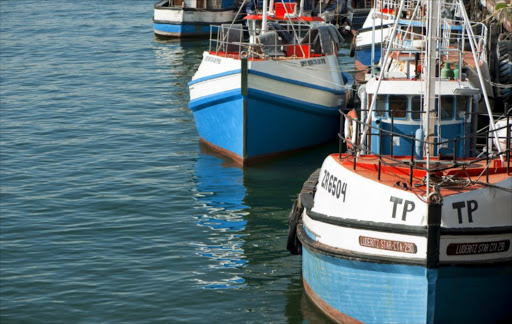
[
  {"xmin": 153, "ymin": 0, "xmax": 239, "ymax": 37},
  {"xmin": 287, "ymin": 0, "xmax": 512, "ymax": 322},
  {"xmin": 188, "ymin": 0, "xmax": 353, "ymax": 165}
]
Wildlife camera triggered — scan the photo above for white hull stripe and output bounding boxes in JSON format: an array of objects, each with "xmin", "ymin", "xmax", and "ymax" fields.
[
  {"xmin": 298, "ymin": 224, "xmax": 427, "ymax": 266},
  {"xmin": 189, "ymin": 69, "xmax": 345, "ymax": 95},
  {"xmin": 249, "ymin": 70, "xmax": 345, "ymax": 95},
  {"xmin": 188, "ymin": 69, "xmax": 240, "ymax": 86}
]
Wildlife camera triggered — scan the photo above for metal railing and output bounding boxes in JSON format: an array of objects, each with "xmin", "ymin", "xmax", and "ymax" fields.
[
  {"xmin": 339, "ymin": 108, "xmax": 511, "ymax": 186},
  {"xmin": 207, "ymin": 23, "xmax": 339, "ymax": 60}
]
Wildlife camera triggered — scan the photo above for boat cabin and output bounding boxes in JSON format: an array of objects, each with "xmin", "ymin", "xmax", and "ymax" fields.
[
  {"xmin": 210, "ymin": 1, "xmax": 343, "ymax": 59},
  {"xmin": 361, "ymin": 78, "xmax": 477, "ymax": 158}
]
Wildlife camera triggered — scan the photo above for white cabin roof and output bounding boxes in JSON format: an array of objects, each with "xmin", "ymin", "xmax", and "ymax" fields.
[{"xmin": 365, "ymin": 78, "xmax": 477, "ymax": 96}]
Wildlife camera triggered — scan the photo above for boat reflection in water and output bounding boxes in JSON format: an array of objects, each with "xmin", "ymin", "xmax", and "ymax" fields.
[{"xmin": 192, "ymin": 142, "xmax": 249, "ymax": 289}]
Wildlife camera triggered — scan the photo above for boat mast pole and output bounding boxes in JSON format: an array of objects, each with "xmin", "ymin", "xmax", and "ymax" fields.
[
  {"xmin": 359, "ymin": 0, "xmax": 405, "ymax": 151},
  {"xmin": 299, "ymin": 0, "xmax": 304, "ymax": 16},
  {"xmin": 371, "ymin": 1, "xmax": 376, "ymax": 76},
  {"xmin": 457, "ymin": 0, "xmax": 502, "ymax": 159},
  {"xmin": 262, "ymin": 0, "xmax": 268, "ymax": 33},
  {"xmin": 423, "ymin": 0, "xmax": 439, "ymax": 197}
]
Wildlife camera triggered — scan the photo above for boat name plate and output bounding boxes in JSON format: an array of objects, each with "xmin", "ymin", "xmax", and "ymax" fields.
[
  {"xmin": 359, "ymin": 235, "xmax": 418, "ymax": 254},
  {"xmin": 446, "ymin": 240, "xmax": 510, "ymax": 256}
]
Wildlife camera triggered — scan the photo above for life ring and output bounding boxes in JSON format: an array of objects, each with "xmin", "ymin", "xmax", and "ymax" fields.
[{"xmin": 344, "ymin": 109, "xmax": 358, "ymax": 149}]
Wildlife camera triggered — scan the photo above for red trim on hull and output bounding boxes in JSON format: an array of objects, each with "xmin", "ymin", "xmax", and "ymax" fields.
[
  {"xmin": 200, "ymin": 137, "xmax": 337, "ymax": 166},
  {"xmin": 199, "ymin": 138, "xmax": 244, "ymax": 165},
  {"xmin": 303, "ymin": 279, "xmax": 363, "ymax": 324}
]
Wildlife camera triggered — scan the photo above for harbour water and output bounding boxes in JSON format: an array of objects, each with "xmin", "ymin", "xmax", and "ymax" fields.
[{"xmin": 0, "ymin": 1, "xmax": 354, "ymax": 322}]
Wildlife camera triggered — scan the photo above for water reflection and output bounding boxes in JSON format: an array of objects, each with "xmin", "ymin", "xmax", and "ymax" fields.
[{"xmin": 192, "ymin": 143, "xmax": 249, "ymax": 289}]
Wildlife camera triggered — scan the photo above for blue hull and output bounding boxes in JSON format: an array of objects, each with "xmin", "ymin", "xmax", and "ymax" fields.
[
  {"xmin": 153, "ymin": 22, "xmax": 211, "ymax": 37},
  {"xmin": 189, "ymin": 88, "xmax": 340, "ymax": 163},
  {"xmin": 355, "ymin": 45, "xmax": 382, "ymax": 69},
  {"xmin": 302, "ymin": 246, "xmax": 512, "ymax": 323}
]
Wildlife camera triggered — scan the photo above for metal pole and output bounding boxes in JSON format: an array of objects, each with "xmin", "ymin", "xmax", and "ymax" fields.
[
  {"xmin": 262, "ymin": 0, "xmax": 268, "ymax": 33},
  {"xmin": 458, "ymin": 0, "xmax": 502, "ymax": 160},
  {"xmin": 424, "ymin": 0, "xmax": 440, "ymax": 197},
  {"xmin": 360, "ymin": 0, "xmax": 406, "ymax": 152}
]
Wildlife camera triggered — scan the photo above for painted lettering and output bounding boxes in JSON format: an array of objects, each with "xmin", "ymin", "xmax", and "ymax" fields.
[
  {"xmin": 452, "ymin": 200, "xmax": 477, "ymax": 224},
  {"xmin": 403, "ymin": 200, "xmax": 415, "ymax": 221},
  {"xmin": 341, "ymin": 182, "xmax": 347, "ymax": 202},
  {"xmin": 320, "ymin": 169, "xmax": 348, "ymax": 203},
  {"xmin": 446, "ymin": 240, "xmax": 510, "ymax": 255},
  {"xmin": 359, "ymin": 236, "xmax": 417, "ymax": 253},
  {"xmin": 452, "ymin": 201, "xmax": 466, "ymax": 224},
  {"xmin": 467, "ymin": 200, "xmax": 478, "ymax": 223},
  {"xmin": 390, "ymin": 196, "xmax": 403, "ymax": 219},
  {"xmin": 390, "ymin": 196, "xmax": 414, "ymax": 221}
]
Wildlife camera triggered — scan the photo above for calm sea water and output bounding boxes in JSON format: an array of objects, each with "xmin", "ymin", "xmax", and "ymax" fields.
[{"xmin": 0, "ymin": 1, "xmax": 353, "ymax": 322}]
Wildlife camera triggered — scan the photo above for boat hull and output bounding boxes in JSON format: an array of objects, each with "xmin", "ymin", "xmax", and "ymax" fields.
[
  {"xmin": 153, "ymin": 7, "xmax": 236, "ymax": 37},
  {"xmin": 301, "ymin": 243, "xmax": 512, "ymax": 324},
  {"xmin": 297, "ymin": 155, "xmax": 512, "ymax": 323},
  {"xmin": 189, "ymin": 53, "xmax": 351, "ymax": 164}
]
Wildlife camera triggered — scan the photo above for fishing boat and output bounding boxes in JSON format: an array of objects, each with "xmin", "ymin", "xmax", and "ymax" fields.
[
  {"xmin": 287, "ymin": 0, "xmax": 512, "ymax": 322},
  {"xmin": 153, "ymin": 0, "xmax": 239, "ymax": 37},
  {"xmin": 351, "ymin": 0, "xmax": 396, "ymax": 78},
  {"xmin": 188, "ymin": 0, "xmax": 353, "ymax": 165},
  {"xmin": 351, "ymin": 0, "xmax": 495, "ymax": 95}
]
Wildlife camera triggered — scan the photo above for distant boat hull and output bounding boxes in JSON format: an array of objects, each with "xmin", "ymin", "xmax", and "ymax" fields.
[
  {"xmin": 153, "ymin": 1, "xmax": 236, "ymax": 37},
  {"xmin": 189, "ymin": 53, "xmax": 351, "ymax": 164}
]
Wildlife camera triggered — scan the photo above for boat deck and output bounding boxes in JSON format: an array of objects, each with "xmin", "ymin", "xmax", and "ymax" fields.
[{"xmin": 333, "ymin": 153, "xmax": 511, "ymax": 197}]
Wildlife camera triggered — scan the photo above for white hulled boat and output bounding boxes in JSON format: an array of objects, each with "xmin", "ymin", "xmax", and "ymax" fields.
[
  {"xmin": 153, "ymin": 0, "xmax": 239, "ymax": 37},
  {"xmin": 288, "ymin": 0, "xmax": 512, "ymax": 322},
  {"xmin": 188, "ymin": 0, "xmax": 353, "ymax": 165}
]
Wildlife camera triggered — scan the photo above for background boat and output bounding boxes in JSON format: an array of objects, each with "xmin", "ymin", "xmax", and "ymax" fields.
[
  {"xmin": 153, "ymin": 0, "xmax": 240, "ymax": 37},
  {"xmin": 189, "ymin": 0, "xmax": 353, "ymax": 165}
]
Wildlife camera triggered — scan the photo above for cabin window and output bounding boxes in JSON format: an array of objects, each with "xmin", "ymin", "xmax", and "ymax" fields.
[
  {"xmin": 389, "ymin": 95, "xmax": 407, "ymax": 119},
  {"xmin": 411, "ymin": 96, "xmax": 422, "ymax": 120},
  {"xmin": 369, "ymin": 94, "xmax": 387, "ymax": 117},
  {"xmin": 439, "ymin": 96, "xmax": 453, "ymax": 119},
  {"xmin": 456, "ymin": 96, "xmax": 468, "ymax": 119}
]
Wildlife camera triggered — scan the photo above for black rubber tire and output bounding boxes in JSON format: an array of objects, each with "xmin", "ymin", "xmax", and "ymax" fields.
[
  {"xmin": 496, "ymin": 39, "xmax": 512, "ymax": 85},
  {"xmin": 286, "ymin": 200, "xmax": 303, "ymax": 255}
]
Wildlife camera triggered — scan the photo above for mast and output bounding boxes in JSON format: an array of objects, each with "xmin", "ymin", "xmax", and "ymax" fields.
[
  {"xmin": 262, "ymin": 0, "xmax": 268, "ymax": 33},
  {"xmin": 423, "ymin": 0, "xmax": 440, "ymax": 196}
]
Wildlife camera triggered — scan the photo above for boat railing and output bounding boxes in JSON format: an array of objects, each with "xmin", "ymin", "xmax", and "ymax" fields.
[
  {"xmin": 374, "ymin": 0, "xmax": 425, "ymax": 20},
  {"xmin": 208, "ymin": 23, "xmax": 339, "ymax": 59},
  {"xmin": 339, "ymin": 108, "xmax": 511, "ymax": 185},
  {"xmin": 383, "ymin": 19, "xmax": 487, "ymax": 71}
]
